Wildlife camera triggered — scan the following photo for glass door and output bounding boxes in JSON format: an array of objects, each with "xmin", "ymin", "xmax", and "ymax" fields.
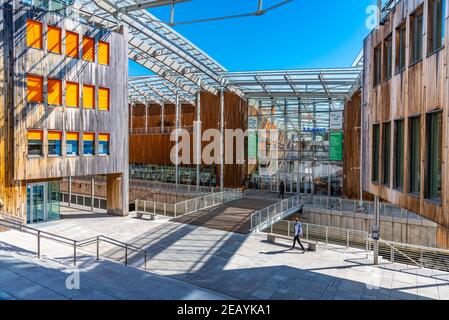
[{"xmin": 26, "ymin": 183, "xmax": 47, "ymax": 224}]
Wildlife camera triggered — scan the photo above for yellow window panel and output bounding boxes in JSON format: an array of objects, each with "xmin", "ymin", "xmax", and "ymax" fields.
[
  {"xmin": 99, "ymin": 133, "xmax": 110, "ymax": 142},
  {"xmin": 66, "ymin": 82, "xmax": 79, "ymax": 108},
  {"xmin": 48, "ymin": 79, "xmax": 62, "ymax": 105},
  {"xmin": 98, "ymin": 87, "xmax": 110, "ymax": 111},
  {"xmin": 66, "ymin": 31, "xmax": 79, "ymax": 58},
  {"xmin": 83, "ymin": 132, "xmax": 95, "ymax": 141},
  {"xmin": 48, "ymin": 131, "xmax": 62, "ymax": 140},
  {"xmin": 27, "ymin": 75, "xmax": 43, "ymax": 103},
  {"xmin": 47, "ymin": 26, "xmax": 62, "ymax": 54},
  {"xmin": 27, "ymin": 130, "xmax": 43, "ymax": 140},
  {"xmin": 26, "ymin": 20, "xmax": 42, "ymax": 49},
  {"xmin": 82, "ymin": 36, "xmax": 95, "ymax": 62},
  {"xmin": 83, "ymin": 85, "xmax": 95, "ymax": 109},
  {"xmin": 66, "ymin": 132, "xmax": 79, "ymax": 141},
  {"xmin": 98, "ymin": 41, "xmax": 110, "ymax": 65}
]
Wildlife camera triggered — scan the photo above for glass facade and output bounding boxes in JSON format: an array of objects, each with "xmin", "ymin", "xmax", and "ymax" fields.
[
  {"xmin": 130, "ymin": 164, "xmax": 217, "ymax": 186},
  {"xmin": 247, "ymin": 98, "xmax": 344, "ymax": 196}
]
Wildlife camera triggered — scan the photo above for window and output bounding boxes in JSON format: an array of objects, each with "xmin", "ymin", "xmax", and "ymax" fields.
[
  {"xmin": 374, "ymin": 45, "xmax": 382, "ymax": 86},
  {"xmin": 98, "ymin": 87, "xmax": 110, "ymax": 111},
  {"xmin": 394, "ymin": 119, "xmax": 405, "ymax": 189},
  {"xmin": 409, "ymin": 116, "xmax": 421, "ymax": 194},
  {"xmin": 83, "ymin": 85, "xmax": 95, "ymax": 109},
  {"xmin": 66, "ymin": 132, "xmax": 79, "ymax": 156},
  {"xmin": 66, "ymin": 82, "xmax": 79, "ymax": 108},
  {"xmin": 382, "ymin": 122, "xmax": 391, "ymax": 186},
  {"xmin": 66, "ymin": 31, "xmax": 79, "ymax": 58},
  {"xmin": 26, "ymin": 19, "xmax": 42, "ymax": 49},
  {"xmin": 383, "ymin": 34, "xmax": 393, "ymax": 79},
  {"xmin": 98, "ymin": 41, "xmax": 110, "ymax": 65},
  {"xmin": 410, "ymin": 7, "xmax": 424, "ymax": 63},
  {"xmin": 48, "ymin": 79, "xmax": 62, "ymax": 105},
  {"xmin": 82, "ymin": 36, "xmax": 95, "ymax": 62},
  {"xmin": 83, "ymin": 132, "xmax": 95, "ymax": 155},
  {"xmin": 27, "ymin": 130, "xmax": 43, "ymax": 156},
  {"xmin": 48, "ymin": 131, "xmax": 62, "ymax": 156},
  {"xmin": 372, "ymin": 124, "xmax": 380, "ymax": 183},
  {"xmin": 99, "ymin": 133, "xmax": 110, "ymax": 155},
  {"xmin": 27, "ymin": 75, "xmax": 43, "ymax": 103},
  {"xmin": 428, "ymin": 0, "xmax": 446, "ymax": 53},
  {"xmin": 426, "ymin": 111, "xmax": 442, "ymax": 201},
  {"xmin": 395, "ymin": 22, "xmax": 407, "ymax": 72},
  {"xmin": 47, "ymin": 26, "xmax": 62, "ymax": 54}
]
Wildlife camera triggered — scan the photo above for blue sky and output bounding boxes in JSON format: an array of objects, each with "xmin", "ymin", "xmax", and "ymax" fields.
[{"xmin": 129, "ymin": 0, "xmax": 377, "ymax": 76}]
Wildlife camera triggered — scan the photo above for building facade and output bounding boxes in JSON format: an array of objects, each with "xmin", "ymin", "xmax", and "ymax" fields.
[
  {"xmin": 0, "ymin": 1, "xmax": 129, "ymax": 223},
  {"xmin": 362, "ymin": 0, "xmax": 449, "ymax": 247}
]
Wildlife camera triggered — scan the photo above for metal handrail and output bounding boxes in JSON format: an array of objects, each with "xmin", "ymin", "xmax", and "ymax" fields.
[
  {"xmin": 134, "ymin": 189, "xmax": 243, "ymax": 218},
  {"xmin": 0, "ymin": 218, "xmax": 148, "ymax": 269},
  {"xmin": 250, "ymin": 194, "xmax": 303, "ymax": 232}
]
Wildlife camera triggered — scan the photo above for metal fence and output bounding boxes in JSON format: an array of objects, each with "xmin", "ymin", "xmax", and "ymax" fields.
[
  {"xmin": 300, "ymin": 194, "xmax": 423, "ymax": 220},
  {"xmin": 267, "ymin": 219, "xmax": 449, "ymax": 272},
  {"xmin": 60, "ymin": 193, "xmax": 107, "ymax": 210},
  {"xmin": 129, "ymin": 178, "xmax": 234, "ymax": 194},
  {"xmin": 268, "ymin": 220, "xmax": 369, "ymax": 250},
  {"xmin": 250, "ymin": 195, "xmax": 303, "ymax": 232},
  {"xmin": 130, "ymin": 126, "xmax": 193, "ymax": 135},
  {"xmin": 372, "ymin": 239, "xmax": 449, "ymax": 272},
  {"xmin": 133, "ymin": 189, "xmax": 243, "ymax": 218}
]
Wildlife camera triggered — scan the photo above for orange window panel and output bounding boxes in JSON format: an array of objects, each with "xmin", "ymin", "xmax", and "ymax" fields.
[
  {"xmin": 48, "ymin": 131, "xmax": 62, "ymax": 140},
  {"xmin": 66, "ymin": 31, "xmax": 79, "ymax": 58},
  {"xmin": 66, "ymin": 132, "xmax": 79, "ymax": 141},
  {"xmin": 83, "ymin": 132, "xmax": 95, "ymax": 141},
  {"xmin": 47, "ymin": 26, "xmax": 62, "ymax": 54},
  {"xmin": 48, "ymin": 79, "xmax": 62, "ymax": 105},
  {"xmin": 28, "ymin": 130, "xmax": 43, "ymax": 140},
  {"xmin": 83, "ymin": 85, "xmax": 95, "ymax": 109},
  {"xmin": 82, "ymin": 36, "xmax": 95, "ymax": 62},
  {"xmin": 26, "ymin": 20, "xmax": 42, "ymax": 49},
  {"xmin": 27, "ymin": 75, "xmax": 43, "ymax": 103},
  {"xmin": 99, "ymin": 133, "xmax": 110, "ymax": 141},
  {"xmin": 98, "ymin": 41, "xmax": 110, "ymax": 65},
  {"xmin": 66, "ymin": 82, "xmax": 79, "ymax": 108},
  {"xmin": 98, "ymin": 87, "xmax": 110, "ymax": 111}
]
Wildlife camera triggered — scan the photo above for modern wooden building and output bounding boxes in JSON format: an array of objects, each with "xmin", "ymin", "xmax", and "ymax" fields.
[
  {"xmin": 0, "ymin": 1, "xmax": 129, "ymax": 223},
  {"xmin": 362, "ymin": 0, "xmax": 449, "ymax": 247},
  {"xmin": 128, "ymin": 90, "xmax": 248, "ymax": 188}
]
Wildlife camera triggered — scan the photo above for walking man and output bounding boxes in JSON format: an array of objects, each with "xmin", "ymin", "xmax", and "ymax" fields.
[
  {"xmin": 291, "ymin": 217, "xmax": 305, "ymax": 253},
  {"xmin": 278, "ymin": 181, "xmax": 285, "ymax": 199}
]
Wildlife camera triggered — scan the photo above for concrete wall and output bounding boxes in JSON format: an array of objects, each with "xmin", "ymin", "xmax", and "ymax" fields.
[{"xmin": 302, "ymin": 208, "xmax": 437, "ymax": 248}]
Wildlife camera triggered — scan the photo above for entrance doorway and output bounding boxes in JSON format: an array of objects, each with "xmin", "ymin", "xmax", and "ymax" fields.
[{"xmin": 26, "ymin": 182, "xmax": 60, "ymax": 224}]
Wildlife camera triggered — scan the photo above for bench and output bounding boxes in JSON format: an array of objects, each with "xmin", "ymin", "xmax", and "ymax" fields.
[
  {"xmin": 135, "ymin": 211, "xmax": 156, "ymax": 220},
  {"xmin": 266, "ymin": 233, "xmax": 317, "ymax": 251}
]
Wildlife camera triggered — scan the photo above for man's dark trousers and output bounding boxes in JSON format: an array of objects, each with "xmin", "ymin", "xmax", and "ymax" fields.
[{"xmin": 292, "ymin": 235, "xmax": 305, "ymax": 251}]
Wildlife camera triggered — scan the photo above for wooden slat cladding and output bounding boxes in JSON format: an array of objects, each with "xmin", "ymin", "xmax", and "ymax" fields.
[
  {"xmin": 0, "ymin": 2, "xmax": 129, "ymax": 218},
  {"xmin": 343, "ymin": 90, "xmax": 362, "ymax": 200},
  {"xmin": 129, "ymin": 91, "xmax": 247, "ymax": 188},
  {"xmin": 363, "ymin": 0, "xmax": 449, "ymax": 247}
]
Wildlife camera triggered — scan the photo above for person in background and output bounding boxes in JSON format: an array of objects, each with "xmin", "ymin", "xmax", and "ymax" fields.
[
  {"xmin": 278, "ymin": 181, "xmax": 285, "ymax": 199},
  {"xmin": 291, "ymin": 217, "xmax": 305, "ymax": 253}
]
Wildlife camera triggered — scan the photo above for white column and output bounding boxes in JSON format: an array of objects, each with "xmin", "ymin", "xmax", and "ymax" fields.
[
  {"xmin": 196, "ymin": 90, "xmax": 201, "ymax": 188},
  {"xmin": 175, "ymin": 94, "xmax": 180, "ymax": 186},
  {"xmin": 68, "ymin": 176, "xmax": 72, "ymax": 207},
  {"xmin": 161, "ymin": 101, "xmax": 165, "ymax": 132},
  {"xmin": 220, "ymin": 86, "xmax": 225, "ymax": 189},
  {"xmin": 91, "ymin": 176, "xmax": 94, "ymax": 212},
  {"xmin": 145, "ymin": 101, "xmax": 149, "ymax": 133}
]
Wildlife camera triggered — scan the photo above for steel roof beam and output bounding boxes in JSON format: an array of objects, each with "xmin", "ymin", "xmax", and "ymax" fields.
[
  {"xmin": 92, "ymin": 0, "xmax": 221, "ymax": 94},
  {"xmin": 117, "ymin": 0, "xmax": 192, "ymax": 13}
]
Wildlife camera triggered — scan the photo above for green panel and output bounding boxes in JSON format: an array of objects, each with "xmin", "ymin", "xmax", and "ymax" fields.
[{"xmin": 329, "ymin": 131, "xmax": 343, "ymax": 161}]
